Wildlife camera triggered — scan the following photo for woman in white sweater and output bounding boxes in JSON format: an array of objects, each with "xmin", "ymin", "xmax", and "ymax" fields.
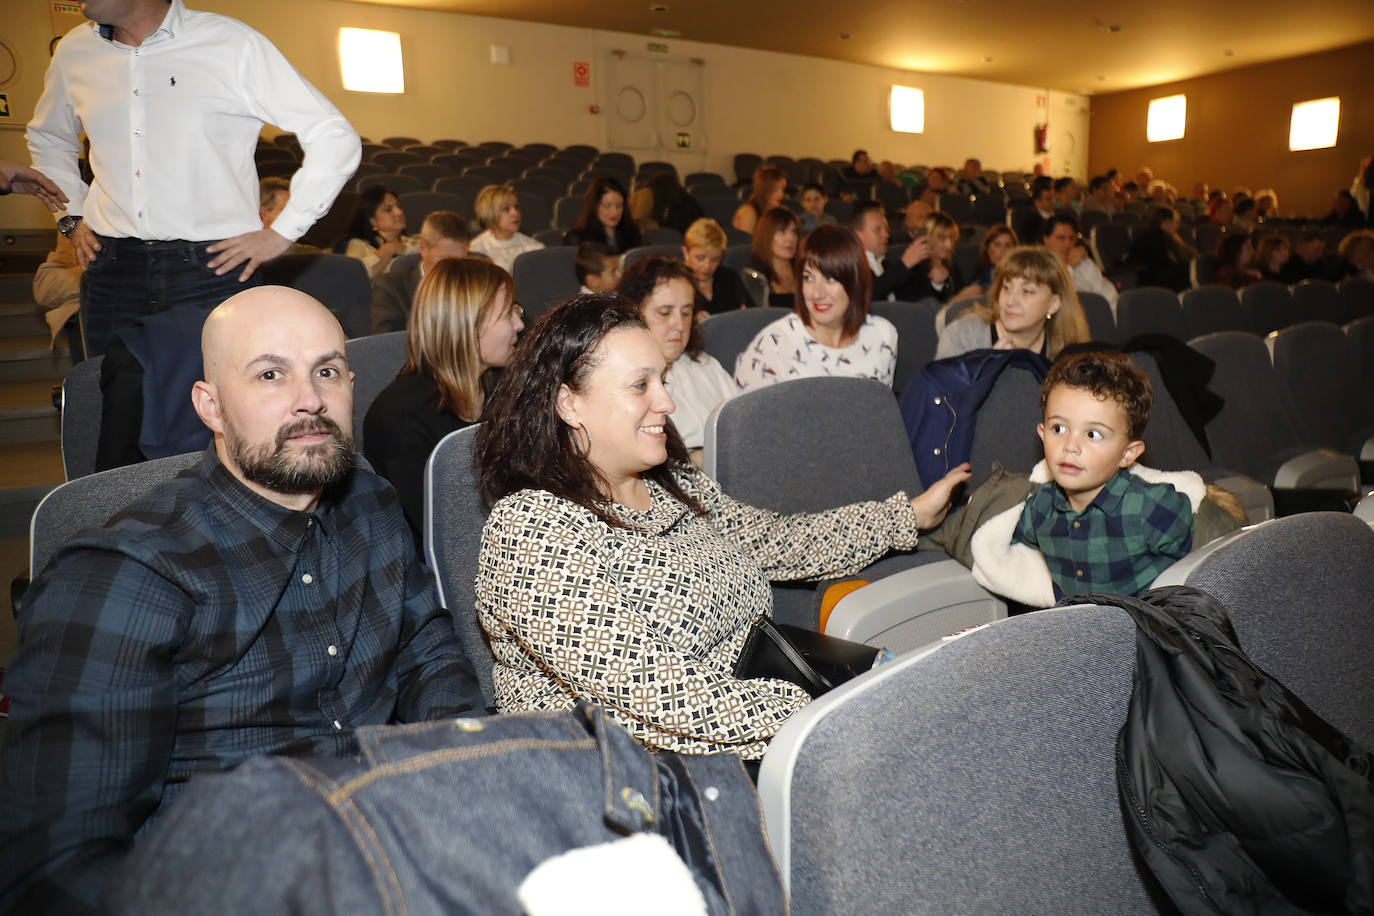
[
  {"xmin": 468, "ymin": 184, "xmax": 543, "ymax": 273},
  {"xmin": 617, "ymin": 255, "xmax": 738, "ymax": 465}
]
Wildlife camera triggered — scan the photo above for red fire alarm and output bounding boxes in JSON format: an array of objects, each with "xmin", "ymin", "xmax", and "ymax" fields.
[
  {"xmin": 573, "ymin": 61, "xmax": 590, "ymax": 87},
  {"xmin": 589, "ymin": 104, "xmax": 600, "ymax": 115}
]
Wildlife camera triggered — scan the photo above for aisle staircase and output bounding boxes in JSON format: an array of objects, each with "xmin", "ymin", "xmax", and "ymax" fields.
[{"xmin": 0, "ymin": 231, "xmax": 68, "ymax": 634}]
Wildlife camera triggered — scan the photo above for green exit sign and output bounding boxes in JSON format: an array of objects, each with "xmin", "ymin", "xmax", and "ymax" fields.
[
  {"xmin": 675, "ymin": 132, "xmax": 691, "ymax": 149},
  {"xmin": 647, "ymin": 42, "xmax": 669, "ymax": 53}
]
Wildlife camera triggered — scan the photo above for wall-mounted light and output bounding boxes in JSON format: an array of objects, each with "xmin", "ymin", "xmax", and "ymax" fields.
[
  {"xmin": 1146, "ymin": 94, "xmax": 1186, "ymax": 142},
  {"xmin": 339, "ymin": 28, "xmax": 405, "ymax": 94},
  {"xmin": 890, "ymin": 85, "xmax": 924, "ymax": 134},
  {"xmin": 1289, "ymin": 97, "xmax": 1340, "ymax": 151}
]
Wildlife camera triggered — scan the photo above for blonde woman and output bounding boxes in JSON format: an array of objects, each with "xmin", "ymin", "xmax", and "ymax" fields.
[
  {"xmin": 900, "ymin": 211, "xmax": 976, "ymax": 304},
  {"xmin": 364, "ymin": 257, "xmax": 524, "ymax": 536},
  {"xmin": 682, "ymin": 217, "xmax": 749, "ymax": 317},
  {"xmin": 935, "ymin": 246, "xmax": 1090, "ymax": 360},
  {"xmin": 468, "ymin": 184, "xmax": 544, "ymax": 273}
]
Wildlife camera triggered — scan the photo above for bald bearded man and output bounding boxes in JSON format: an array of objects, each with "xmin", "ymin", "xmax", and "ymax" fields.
[{"xmin": 0, "ymin": 287, "xmax": 482, "ymax": 914}]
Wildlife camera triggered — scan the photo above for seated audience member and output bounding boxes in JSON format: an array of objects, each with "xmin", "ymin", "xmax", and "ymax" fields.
[
  {"xmin": 618, "ymin": 257, "xmax": 738, "ymax": 462},
  {"xmin": 847, "ymin": 200, "xmax": 928, "ymax": 302},
  {"xmin": 1206, "ymin": 195, "xmax": 1233, "ymax": 228},
  {"xmin": 920, "ymin": 166, "xmax": 951, "ymax": 198},
  {"xmin": 1015, "ymin": 176, "xmax": 1058, "ymax": 246},
  {"xmin": 878, "ymin": 160, "xmax": 899, "ymax": 185},
  {"xmin": 957, "ymin": 157, "xmax": 990, "ymax": 195},
  {"xmin": 473, "ymin": 294, "xmax": 970, "ymax": 759},
  {"xmin": 0, "ymin": 286, "xmax": 482, "ymax": 912},
  {"xmin": 1253, "ymin": 234, "xmax": 1291, "ymax": 282},
  {"xmin": 1082, "ymin": 175, "xmax": 1117, "ymax": 215},
  {"xmin": 258, "ymin": 179, "xmax": 323, "ymax": 258},
  {"xmin": 1055, "ymin": 177, "xmax": 1081, "ymax": 213},
  {"xmin": 1214, "ymin": 233, "xmax": 1262, "ymax": 289},
  {"xmin": 1041, "ymin": 213, "xmax": 1118, "ymax": 310},
  {"xmin": 575, "ymin": 242, "xmax": 621, "ymax": 294},
  {"xmin": 1129, "ymin": 206, "xmax": 1196, "ymax": 292},
  {"xmin": 897, "ymin": 211, "xmax": 977, "ymax": 305},
  {"xmin": 1134, "ymin": 167, "xmax": 1154, "ymax": 189},
  {"xmin": 470, "ymin": 184, "xmax": 544, "ymax": 273},
  {"xmin": 370, "ymin": 210, "xmax": 471, "ymax": 333},
  {"xmin": 842, "ymin": 149, "xmax": 879, "ymax": 188},
  {"xmin": 335, "ymin": 185, "xmax": 416, "ymax": 279},
  {"xmin": 1232, "ymin": 197, "xmax": 1258, "ymax": 231},
  {"xmin": 749, "ymin": 206, "xmax": 801, "ymax": 309},
  {"xmin": 732, "ymin": 165, "xmax": 787, "ymax": 234},
  {"xmin": 365, "ymin": 258, "xmax": 523, "ymax": 536},
  {"xmin": 1352, "ymin": 155, "xmax": 1373, "ymax": 222},
  {"xmin": 936, "ymin": 246, "xmax": 1089, "ymax": 360},
  {"xmin": 923, "ymin": 351, "xmax": 1242, "ymax": 609},
  {"xmin": 1253, "ymin": 188, "xmax": 1279, "ymax": 220},
  {"xmin": 1191, "ymin": 181, "xmax": 1211, "ymax": 203},
  {"xmin": 1339, "ymin": 228, "xmax": 1374, "ymax": 280},
  {"xmin": 902, "ymin": 188, "xmax": 938, "ymax": 238},
  {"xmin": 1324, "ymin": 189, "xmax": 1366, "ymax": 228},
  {"xmin": 736, "ymin": 224, "xmax": 898, "ymax": 390},
  {"xmin": 33, "ymin": 232, "xmax": 82, "ymax": 353},
  {"xmin": 642, "ymin": 171, "xmax": 703, "ymax": 234},
  {"xmin": 970, "ymin": 225, "xmax": 1018, "ymax": 291},
  {"xmin": 563, "ymin": 176, "xmax": 643, "ymax": 254},
  {"xmin": 682, "ymin": 217, "xmax": 748, "ymax": 317},
  {"xmin": 799, "ymin": 182, "xmax": 835, "ymax": 233},
  {"xmin": 1280, "ymin": 230, "xmax": 1335, "ymax": 283},
  {"xmin": 1105, "ymin": 169, "xmax": 1122, "ymax": 192},
  {"xmin": 1120, "ymin": 181, "xmax": 1141, "ymax": 203}
]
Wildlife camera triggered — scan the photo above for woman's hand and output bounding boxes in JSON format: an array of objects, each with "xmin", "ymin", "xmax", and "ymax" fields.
[{"xmin": 910, "ymin": 463, "xmax": 972, "ymax": 530}]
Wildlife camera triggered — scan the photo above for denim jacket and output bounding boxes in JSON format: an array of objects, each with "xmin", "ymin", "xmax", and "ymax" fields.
[{"xmin": 106, "ymin": 705, "xmax": 786, "ymax": 915}]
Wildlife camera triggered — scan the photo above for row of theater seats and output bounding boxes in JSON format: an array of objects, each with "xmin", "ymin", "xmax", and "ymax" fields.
[{"xmin": 33, "ymin": 343, "xmax": 1374, "ymax": 909}]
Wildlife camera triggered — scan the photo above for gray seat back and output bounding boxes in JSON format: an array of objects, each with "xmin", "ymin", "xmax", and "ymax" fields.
[
  {"xmin": 30, "ymin": 451, "xmax": 202, "ymax": 580},
  {"xmin": 621, "ymin": 244, "xmax": 683, "ymax": 270},
  {"xmin": 1171, "ymin": 512, "xmax": 1374, "ymax": 747},
  {"xmin": 1269, "ymin": 320, "xmax": 1373, "ymax": 453},
  {"xmin": 1289, "ymin": 279, "xmax": 1344, "ymax": 325},
  {"xmin": 1180, "ymin": 284, "xmax": 1245, "ymax": 338},
  {"xmin": 423, "ymin": 426, "xmax": 496, "ymax": 705},
  {"xmin": 1130, "ymin": 351, "xmax": 1213, "ymax": 471},
  {"xmin": 1340, "ymin": 276, "xmax": 1374, "ymax": 321},
  {"xmin": 1239, "ymin": 281, "xmax": 1298, "ymax": 335},
  {"xmin": 258, "ymin": 253, "xmax": 372, "ymax": 339},
  {"xmin": 511, "ymin": 246, "xmax": 580, "ymax": 324},
  {"xmin": 870, "ymin": 300, "xmax": 936, "ymax": 396},
  {"xmin": 1116, "ymin": 286, "xmax": 1185, "ymax": 339},
  {"xmin": 1345, "ymin": 316, "xmax": 1374, "ymax": 391},
  {"xmin": 699, "ymin": 306, "xmax": 788, "ymax": 374},
  {"xmin": 1188, "ymin": 331, "xmax": 1313, "ymax": 481},
  {"xmin": 60, "ymin": 355, "xmax": 104, "ymax": 481},
  {"xmin": 965, "ymin": 361, "xmax": 1046, "ymax": 489},
  {"xmin": 1077, "ymin": 291, "xmax": 1117, "ymax": 340},
  {"xmin": 704, "ymin": 376, "xmax": 920, "ymax": 513},
  {"xmin": 759, "ymin": 604, "xmax": 1158, "ymax": 914},
  {"xmin": 345, "ymin": 331, "xmax": 408, "ymax": 458}
]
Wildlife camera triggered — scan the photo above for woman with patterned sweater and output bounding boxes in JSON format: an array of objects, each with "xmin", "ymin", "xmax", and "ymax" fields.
[{"xmin": 473, "ymin": 294, "xmax": 969, "ymax": 759}]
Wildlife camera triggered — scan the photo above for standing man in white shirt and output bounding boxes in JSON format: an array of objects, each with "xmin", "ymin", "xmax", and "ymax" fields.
[{"xmin": 27, "ymin": 0, "xmax": 361, "ymax": 356}]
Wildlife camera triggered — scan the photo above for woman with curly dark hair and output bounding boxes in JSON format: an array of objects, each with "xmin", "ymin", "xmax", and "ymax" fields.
[
  {"xmin": 472, "ymin": 293, "xmax": 969, "ymax": 759},
  {"xmin": 562, "ymin": 176, "xmax": 643, "ymax": 254},
  {"xmin": 334, "ymin": 185, "xmax": 416, "ymax": 278},
  {"xmin": 616, "ymin": 256, "xmax": 737, "ymax": 463}
]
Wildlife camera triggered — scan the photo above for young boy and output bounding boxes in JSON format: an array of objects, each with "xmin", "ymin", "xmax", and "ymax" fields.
[
  {"xmin": 1012, "ymin": 351, "xmax": 1193, "ymax": 600},
  {"xmin": 575, "ymin": 242, "xmax": 621, "ymax": 294},
  {"xmin": 922, "ymin": 351, "xmax": 1241, "ymax": 608}
]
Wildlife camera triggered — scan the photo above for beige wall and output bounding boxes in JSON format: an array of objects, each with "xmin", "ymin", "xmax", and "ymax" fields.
[
  {"xmin": 1088, "ymin": 41, "xmax": 1374, "ymax": 218},
  {"xmin": 1, "ymin": 0, "xmax": 1080, "ymax": 229}
]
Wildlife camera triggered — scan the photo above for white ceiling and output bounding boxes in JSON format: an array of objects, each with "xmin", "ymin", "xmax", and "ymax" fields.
[{"xmin": 345, "ymin": 0, "xmax": 1374, "ymax": 94}]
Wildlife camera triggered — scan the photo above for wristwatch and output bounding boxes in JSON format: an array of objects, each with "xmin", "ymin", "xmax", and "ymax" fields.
[{"xmin": 57, "ymin": 215, "xmax": 82, "ymax": 238}]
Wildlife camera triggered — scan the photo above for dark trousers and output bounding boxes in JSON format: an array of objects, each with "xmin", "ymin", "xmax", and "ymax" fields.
[{"xmin": 80, "ymin": 235, "xmax": 261, "ymax": 357}]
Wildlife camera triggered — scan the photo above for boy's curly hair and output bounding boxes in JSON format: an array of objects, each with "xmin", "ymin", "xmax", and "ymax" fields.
[{"xmin": 1041, "ymin": 351, "xmax": 1153, "ymax": 439}]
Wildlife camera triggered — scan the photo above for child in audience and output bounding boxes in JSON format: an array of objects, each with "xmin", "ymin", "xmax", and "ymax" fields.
[
  {"xmin": 575, "ymin": 243, "xmax": 621, "ymax": 294},
  {"xmin": 799, "ymin": 183, "xmax": 834, "ymax": 233},
  {"xmin": 921, "ymin": 351, "xmax": 1243, "ymax": 608}
]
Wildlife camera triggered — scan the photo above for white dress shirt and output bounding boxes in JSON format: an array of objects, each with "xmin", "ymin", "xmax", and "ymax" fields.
[
  {"xmin": 27, "ymin": 0, "xmax": 360, "ymax": 242},
  {"xmin": 1070, "ymin": 257, "xmax": 1120, "ymax": 312}
]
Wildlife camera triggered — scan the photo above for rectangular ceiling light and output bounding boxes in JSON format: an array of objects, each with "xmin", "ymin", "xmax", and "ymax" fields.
[
  {"xmin": 1289, "ymin": 97, "xmax": 1340, "ymax": 151},
  {"xmin": 890, "ymin": 86, "xmax": 924, "ymax": 134},
  {"xmin": 1146, "ymin": 94, "xmax": 1186, "ymax": 142},
  {"xmin": 339, "ymin": 28, "xmax": 405, "ymax": 94}
]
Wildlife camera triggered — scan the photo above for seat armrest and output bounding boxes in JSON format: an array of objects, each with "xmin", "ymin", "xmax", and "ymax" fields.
[
  {"xmin": 823, "ymin": 558, "xmax": 1006, "ymax": 655},
  {"xmin": 1271, "ymin": 449, "xmax": 1359, "ymax": 491}
]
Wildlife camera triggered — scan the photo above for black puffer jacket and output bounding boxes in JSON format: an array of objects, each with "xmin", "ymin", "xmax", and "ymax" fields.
[{"xmin": 1081, "ymin": 587, "xmax": 1374, "ymax": 915}]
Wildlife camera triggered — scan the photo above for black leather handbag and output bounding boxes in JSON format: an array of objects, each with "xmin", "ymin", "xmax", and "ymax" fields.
[{"xmin": 734, "ymin": 617, "xmax": 880, "ymax": 698}]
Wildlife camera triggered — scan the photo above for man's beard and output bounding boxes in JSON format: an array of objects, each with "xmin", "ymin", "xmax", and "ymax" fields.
[{"xmin": 226, "ymin": 415, "xmax": 355, "ymax": 496}]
